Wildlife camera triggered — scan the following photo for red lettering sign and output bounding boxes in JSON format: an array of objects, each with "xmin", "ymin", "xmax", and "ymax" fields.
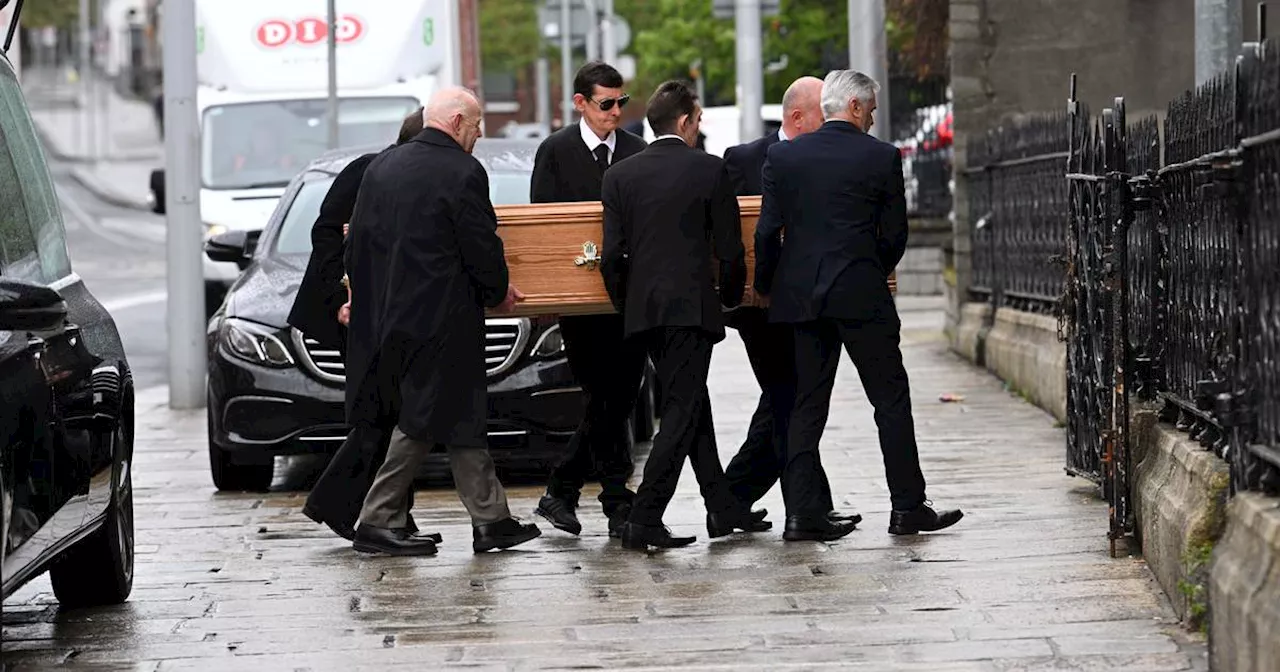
[{"xmin": 254, "ymin": 15, "xmax": 365, "ymax": 48}]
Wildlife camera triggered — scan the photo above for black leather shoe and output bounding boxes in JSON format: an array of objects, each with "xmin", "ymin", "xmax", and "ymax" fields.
[
  {"xmin": 783, "ymin": 515, "xmax": 857, "ymax": 542},
  {"xmin": 707, "ymin": 509, "xmax": 773, "ymax": 538},
  {"xmin": 621, "ymin": 522, "xmax": 696, "ymax": 551},
  {"xmin": 406, "ymin": 514, "xmax": 419, "ymax": 536},
  {"xmin": 827, "ymin": 510, "xmax": 863, "ymax": 525},
  {"xmin": 607, "ymin": 505, "xmax": 632, "ymax": 539},
  {"xmin": 302, "ymin": 505, "xmax": 356, "ymax": 541},
  {"xmin": 473, "ymin": 518, "xmax": 542, "ymax": 553},
  {"xmin": 353, "ymin": 525, "xmax": 438, "ymax": 556},
  {"xmin": 534, "ymin": 495, "xmax": 582, "ymax": 535},
  {"xmin": 395, "ymin": 528, "xmax": 443, "ymax": 544},
  {"xmin": 889, "ymin": 503, "xmax": 964, "ymax": 535}
]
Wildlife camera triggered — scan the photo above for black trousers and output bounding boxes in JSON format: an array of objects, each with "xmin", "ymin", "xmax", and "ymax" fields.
[
  {"xmin": 723, "ymin": 308, "xmax": 835, "ymax": 510},
  {"xmin": 628, "ymin": 327, "xmax": 737, "ymax": 527},
  {"xmin": 546, "ymin": 314, "xmax": 645, "ymax": 517},
  {"xmin": 784, "ymin": 314, "xmax": 927, "ymax": 518}
]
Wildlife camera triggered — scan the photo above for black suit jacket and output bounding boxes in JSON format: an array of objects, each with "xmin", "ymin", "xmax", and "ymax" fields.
[
  {"xmin": 754, "ymin": 121, "xmax": 907, "ymax": 324},
  {"xmin": 287, "ymin": 152, "xmax": 376, "ymax": 349},
  {"xmin": 343, "ymin": 128, "xmax": 508, "ymax": 446},
  {"xmin": 600, "ymin": 138, "xmax": 746, "ymax": 341},
  {"xmin": 722, "ymin": 131, "xmax": 780, "ymax": 197},
  {"xmin": 530, "ymin": 123, "xmax": 647, "ymax": 203}
]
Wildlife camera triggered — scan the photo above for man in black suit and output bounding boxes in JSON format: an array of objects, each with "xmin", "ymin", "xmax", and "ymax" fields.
[
  {"xmin": 601, "ymin": 80, "xmax": 770, "ymax": 551},
  {"xmin": 529, "ymin": 62, "xmax": 649, "ymax": 538},
  {"xmin": 755, "ymin": 70, "xmax": 963, "ymax": 541},
  {"xmin": 720, "ymin": 76, "xmax": 859, "ymax": 527},
  {"xmin": 294, "ymin": 108, "xmax": 431, "ymax": 543},
  {"xmin": 344, "ymin": 87, "xmax": 541, "ymax": 556}
]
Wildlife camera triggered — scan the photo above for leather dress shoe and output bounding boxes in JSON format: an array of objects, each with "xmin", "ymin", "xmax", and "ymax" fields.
[
  {"xmin": 783, "ymin": 515, "xmax": 857, "ymax": 542},
  {"xmin": 607, "ymin": 503, "xmax": 633, "ymax": 539},
  {"xmin": 621, "ymin": 522, "xmax": 696, "ymax": 551},
  {"xmin": 828, "ymin": 510, "xmax": 863, "ymax": 525},
  {"xmin": 707, "ymin": 508, "xmax": 773, "ymax": 538},
  {"xmin": 534, "ymin": 494, "xmax": 582, "ymax": 535},
  {"xmin": 302, "ymin": 505, "xmax": 356, "ymax": 541},
  {"xmin": 889, "ymin": 503, "xmax": 964, "ymax": 535},
  {"xmin": 397, "ymin": 528, "xmax": 443, "ymax": 544},
  {"xmin": 352, "ymin": 525, "xmax": 438, "ymax": 556},
  {"xmin": 473, "ymin": 517, "xmax": 542, "ymax": 553}
]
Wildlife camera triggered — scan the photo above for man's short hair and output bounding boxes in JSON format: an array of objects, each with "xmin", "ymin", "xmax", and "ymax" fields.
[
  {"xmin": 646, "ymin": 80, "xmax": 698, "ymax": 136},
  {"xmin": 573, "ymin": 61, "xmax": 624, "ymax": 99},
  {"xmin": 397, "ymin": 106, "xmax": 425, "ymax": 145}
]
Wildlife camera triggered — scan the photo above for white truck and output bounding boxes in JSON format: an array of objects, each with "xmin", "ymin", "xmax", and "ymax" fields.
[{"xmin": 149, "ymin": 0, "xmax": 459, "ymax": 310}]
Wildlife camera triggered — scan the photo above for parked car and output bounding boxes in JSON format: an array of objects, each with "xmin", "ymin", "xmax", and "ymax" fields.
[
  {"xmin": 1, "ymin": 38, "xmax": 135, "ymax": 606},
  {"xmin": 202, "ymin": 139, "xmax": 657, "ymax": 491}
]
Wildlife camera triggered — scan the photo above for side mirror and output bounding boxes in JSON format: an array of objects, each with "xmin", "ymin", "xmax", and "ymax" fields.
[
  {"xmin": 204, "ymin": 230, "xmax": 261, "ymax": 270},
  {"xmin": 149, "ymin": 168, "xmax": 166, "ymax": 214},
  {"xmin": 0, "ymin": 277, "xmax": 68, "ymax": 332}
]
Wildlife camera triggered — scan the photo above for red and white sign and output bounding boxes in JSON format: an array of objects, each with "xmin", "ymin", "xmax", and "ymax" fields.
[{"xmin": 254, "ymin": 15, "xmax": 365, "ymax": 48}]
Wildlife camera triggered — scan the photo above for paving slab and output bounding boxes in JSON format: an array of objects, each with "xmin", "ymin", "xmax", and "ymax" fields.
[{"xmin": 1, "ymin": 300, "xmax": 1208, "ymax": 670}]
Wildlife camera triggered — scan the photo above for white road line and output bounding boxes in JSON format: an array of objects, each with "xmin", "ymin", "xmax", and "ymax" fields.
[
  {"xmin": 57, "ymin": 185, "xmax": 164, "ymax": 247},
  {"xmin": 101, "ymin": 290, "xmax": 167, "ymax": 313}
]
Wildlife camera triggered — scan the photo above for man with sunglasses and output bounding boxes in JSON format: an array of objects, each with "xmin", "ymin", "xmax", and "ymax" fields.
[{"xmin": 530, "ymin": 61, "xmax": 648, "ymax": 539}]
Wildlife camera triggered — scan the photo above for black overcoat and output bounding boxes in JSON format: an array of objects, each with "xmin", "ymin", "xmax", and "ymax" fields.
[{"xmin": 343, "ymin": 128, "xmax": 509, "ymax": 447}]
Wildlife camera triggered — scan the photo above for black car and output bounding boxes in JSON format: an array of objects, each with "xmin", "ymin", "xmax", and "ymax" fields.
[
  {"xmin": 202, "ymin": 139, "xmax": 656, "ymax": 491},
  {"xmin": 1, "ymin": 42, "xmax": 135, "ymax": 606}
]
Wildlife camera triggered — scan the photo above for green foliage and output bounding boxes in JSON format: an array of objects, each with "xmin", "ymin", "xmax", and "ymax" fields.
[
  {"xmin": 478, "ymin": 0, "xmax": 543, "ymax": 74},
  {"xmin": 17, "ymin": 0, "xmax": 80, "ymax": 29}
]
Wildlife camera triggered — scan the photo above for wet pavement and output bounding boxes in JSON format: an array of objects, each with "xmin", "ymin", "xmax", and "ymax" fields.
[{"xmin": 1, "ymin": 300, "xmax": 1208, "ymax": 671}]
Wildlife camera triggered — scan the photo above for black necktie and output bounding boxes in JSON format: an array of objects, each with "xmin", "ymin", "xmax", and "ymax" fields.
[{"xmin": 593, "ymin": 144, "xmax": 610, "ymax": 173}]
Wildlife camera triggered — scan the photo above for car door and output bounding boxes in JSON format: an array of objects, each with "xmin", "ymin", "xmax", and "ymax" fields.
[{"xmin": 0, "ymin": 53, "xmax": 100, "ymax": 583}]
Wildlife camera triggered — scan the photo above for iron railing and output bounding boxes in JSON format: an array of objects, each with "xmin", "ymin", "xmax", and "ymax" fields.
[{"xmin": 967, "ymin": 41, "xmax": 1280, "ymax": 548}]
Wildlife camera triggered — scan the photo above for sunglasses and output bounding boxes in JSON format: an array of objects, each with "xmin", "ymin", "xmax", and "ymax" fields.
[{"xmin": 590, "ymin": 94, "xmax": 630, "ymax": 112}]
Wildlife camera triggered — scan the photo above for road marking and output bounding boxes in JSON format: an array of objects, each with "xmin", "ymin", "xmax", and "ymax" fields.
[
  {"xmin": 57, "ymin": 185, "xmax": 165, "ymax": 247},
  {"xmin": 101, "ymin": 290, "xmax": 167, "ymax": 313}
]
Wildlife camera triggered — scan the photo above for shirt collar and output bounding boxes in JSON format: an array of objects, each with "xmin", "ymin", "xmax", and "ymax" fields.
[
  {"xmin": 579, "ymin": 120, "xmax": 617, "ymax": 156},
  {"xmin": 778, "ymin": 128, "xmax": 790, "ymax": 142},
  {"xmin": 653, "ymin": 134, "xmax": 685, "ymax": 144}
]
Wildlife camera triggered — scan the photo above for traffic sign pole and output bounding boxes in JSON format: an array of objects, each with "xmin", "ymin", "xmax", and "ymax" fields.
[{"xmin": 326, "ymin": 0, "xmax": 339, "ymax": 149}]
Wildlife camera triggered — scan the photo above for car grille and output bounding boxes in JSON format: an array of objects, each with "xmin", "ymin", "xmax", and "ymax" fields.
[{"xmin": 291, "ymin": 317, "xmax": 530, "ymax": 384}]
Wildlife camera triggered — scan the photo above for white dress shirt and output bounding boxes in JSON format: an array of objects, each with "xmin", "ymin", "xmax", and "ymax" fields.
[
  {"xmin": 580, "ymin": 120, "xmax": 617, "ymax": 164},
  {"xmin": 778, "ymin": 128, "xmax": 790, "ymax": 142}
]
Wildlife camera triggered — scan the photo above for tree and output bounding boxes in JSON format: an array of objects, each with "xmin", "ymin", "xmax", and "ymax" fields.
[
  {"xmin": 477, "ymin": 0, "xmax": 542, "ymax": 74},
  {"xmin": 18, "ymin": 0, "xmax": 80, "ymax": 29}
]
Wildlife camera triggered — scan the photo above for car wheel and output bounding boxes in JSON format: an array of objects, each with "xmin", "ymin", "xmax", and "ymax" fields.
[
  {"xmin": 49, "ymin": 395, "xmax": 135, "ymax": 607},
  {"xmin": 207, "ymin": 404, "xmax": 273, "ymax": 492}
]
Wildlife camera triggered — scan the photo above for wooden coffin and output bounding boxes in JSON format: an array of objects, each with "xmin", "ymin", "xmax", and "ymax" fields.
[{"xmin": 489, "ymin": 195, "xmax": 896, "ymax": 317}]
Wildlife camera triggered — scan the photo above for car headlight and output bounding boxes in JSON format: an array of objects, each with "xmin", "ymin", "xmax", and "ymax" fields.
[
  {"xmin": 221, "ymin": 318, "xmax": 294, "ymax": 367},
  {"xmin": 204, "ymin": 223, "xmax": 228, "ymax": 239},
  {"xmin": 530, "ymin": 324, "xmax": 564, "ymax": 358}
]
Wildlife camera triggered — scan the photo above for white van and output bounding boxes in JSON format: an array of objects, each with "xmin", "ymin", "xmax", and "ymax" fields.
[{"xmin": 149, "ymin": 0, "xmax": 458, "ymax": 309}]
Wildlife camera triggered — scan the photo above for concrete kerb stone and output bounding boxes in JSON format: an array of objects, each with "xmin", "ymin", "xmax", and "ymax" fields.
[
  {"xmin": 1131, "ymin": 413, "xmax": 1230, "ymax": 628},
  {"xmin": 68, "ymin": 165, "xmax": 153, "ymax": 211},
  {"xmin": 1209, "ymin": 492, "xmax": 1280, "ymax": 672}
]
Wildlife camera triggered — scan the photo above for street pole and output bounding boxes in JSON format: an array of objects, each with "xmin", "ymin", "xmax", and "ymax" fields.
[
  {"xmin": 600, "ymin": 0, "xmax": 616, "ymax": 64},
  {"xmin": 560, "ymin": 0, "xmax": 573, "ymax": 126},
  {"xmin": 1195, "ymin": 0, "xmax": 1243, "ymax": 85},
  {"xmin": 735, "ymin": 0, "xmax": 763, "ymax": 142},
  {"xmin": 536, "ymin": 56, "xmax": 552, "ymax": 130},
  {"xmin": 161, "ymin": 0, "xmax": 206, "ymax": 410},
  {"xmin": 326, "ymin": 0, "xmax": 339, "ymax": 149},
  {"xmin": 848, "ymin": 0, "xmax": 891, "ymax": 141},
  {"xmin": 78, "ymin": 0, "xmax": 91, "ymax": 157},
  {"xmin": 584, "ymin": 0, "xmax": 599, "ymax": 61}
]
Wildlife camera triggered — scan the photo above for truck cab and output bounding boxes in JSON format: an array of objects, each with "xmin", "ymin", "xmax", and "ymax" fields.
[{"xmin": 147, "ymin": 0, "xmax": 458, "ymax": 311}]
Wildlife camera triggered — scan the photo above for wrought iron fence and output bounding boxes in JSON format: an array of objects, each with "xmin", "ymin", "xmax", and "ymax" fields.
[
  {"xmin": 967, "ymin": 41, "xmax": 1280, "ymax": 546},
  {"xmin": 965, "ymin": 113, "xmax": 1071, "ymax": 314}
]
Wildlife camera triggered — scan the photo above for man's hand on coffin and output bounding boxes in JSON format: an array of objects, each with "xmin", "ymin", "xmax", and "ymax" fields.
[{"xmin": 494, "ymin": 284, "xmax": 526, "ymax": 313}]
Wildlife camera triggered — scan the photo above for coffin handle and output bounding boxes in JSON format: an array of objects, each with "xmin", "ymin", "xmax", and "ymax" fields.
[{"xmin": 573, "ymin": 241, "xmax": 601, "ymax": 270}]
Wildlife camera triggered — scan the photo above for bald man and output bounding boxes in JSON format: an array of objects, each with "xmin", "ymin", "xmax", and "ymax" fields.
[
  {"xmin": 721, "ymin": 76, "xmax": 862, "ymax": 527},
  {"xmin": 344, "ymin": 87, "xmax": 541, "ymax": 556}
]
